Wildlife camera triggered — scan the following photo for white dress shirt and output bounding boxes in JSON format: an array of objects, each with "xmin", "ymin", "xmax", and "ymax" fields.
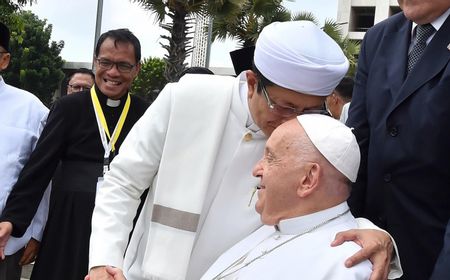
[{"xmin": 0, "ymin": 76, "xmax": 50, "ymax": 255}]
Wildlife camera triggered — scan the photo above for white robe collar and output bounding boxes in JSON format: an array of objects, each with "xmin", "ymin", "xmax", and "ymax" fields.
[
  {"xmin": 276, "ymin": 202, "xmax": 350, "ymax": 235},
  {"xmin": 238, "ymin": 72, "xmax": 264, "ymax": 136}
]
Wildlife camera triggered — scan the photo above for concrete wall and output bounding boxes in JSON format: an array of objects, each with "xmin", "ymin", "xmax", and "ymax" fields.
[{"xmin": 337, "ymin": 0, "xmax": 400, "ymax": 41}]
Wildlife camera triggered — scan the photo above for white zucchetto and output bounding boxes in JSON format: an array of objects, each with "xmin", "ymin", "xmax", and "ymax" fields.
[
  {"xmin": 254, "ymin": 20, "xmax": 349, "ymax": 96},
  {"xmin": 297, "ymin": 114, "xmax": 360, "ymax": 182}
]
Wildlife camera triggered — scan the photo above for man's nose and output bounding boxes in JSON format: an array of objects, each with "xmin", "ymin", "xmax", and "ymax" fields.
[{"xmin": 252, "ymin": 159, "xmax": 264, "ymax": 178}]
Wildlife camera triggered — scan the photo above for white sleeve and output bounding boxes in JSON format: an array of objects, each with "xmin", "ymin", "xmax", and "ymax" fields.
[
  {"xmin": 89, "ymin": 84, "xmax": 174, "ymax": 270},
  {"xmin": 356, "ymin": 217, "xmax": 403, "ymax": 279},
  {"xmin": 29, "ymin": 111, "xmax": 51, "ymax": 242}
]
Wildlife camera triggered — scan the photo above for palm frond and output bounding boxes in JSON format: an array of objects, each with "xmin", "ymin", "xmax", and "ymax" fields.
[
  {"xmin": 291, "ymin": 11, "xmax": 319, "ymax": 25},
  {"xmin": 132, "ymin": 0, "xmax": 167, "ymax": 22},
  {"xmin": 322, "ymin": 18, "xmax": 343, "ymax": 42}
]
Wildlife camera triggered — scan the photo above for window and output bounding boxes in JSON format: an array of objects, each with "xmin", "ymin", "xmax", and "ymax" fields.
[
  {"xmin": 389, "ymin": 6, "xmax": 402, "ymax": 16},
  {"xmin": 350, "ymin": 7, "xmax": 375, "ymax": 32}
]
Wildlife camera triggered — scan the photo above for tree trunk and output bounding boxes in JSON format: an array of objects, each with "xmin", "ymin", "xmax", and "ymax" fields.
[{"xmin": 161, "ymin": 4, "xmax": 193, "ymax": 82}]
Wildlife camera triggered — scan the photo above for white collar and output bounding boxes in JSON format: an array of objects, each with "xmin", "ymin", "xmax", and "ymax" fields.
[
  {"xmin": 276, "ymin": 202, "xmax": 350, "ymax": 235},
  {"xmin": 411, "ymin": 7, "xmax": 450, "ymax": 36},
  {"xmin": 106, "ymin": 98, "xmax": 121, "ymax": 107},
  {"xmin": 0, "ymin": 76, "xmax": 5, "ymax": 95}
]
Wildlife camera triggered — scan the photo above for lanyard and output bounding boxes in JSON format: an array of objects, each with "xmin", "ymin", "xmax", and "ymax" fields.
[{"xmin": 90, "ymin": 87, "xmax": 131, "ymax": 174}]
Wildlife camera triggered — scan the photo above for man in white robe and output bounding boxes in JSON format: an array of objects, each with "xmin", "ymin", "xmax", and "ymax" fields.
[
  {"xmin": 201, "ymin": 115, "xmax": 373, "ymax": 280},
  {"xmin": 88, "ymin": 21, "xmax": 401, "ymax": 280},
  {"xmin": 0, "ymin": 22, "xmax": 50, "ymax": 280}
]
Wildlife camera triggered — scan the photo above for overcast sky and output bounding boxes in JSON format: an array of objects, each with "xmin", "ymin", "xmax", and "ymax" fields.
[{"xmin": 26, "ymin": 0, "xmax": 338, "ymax": 67}]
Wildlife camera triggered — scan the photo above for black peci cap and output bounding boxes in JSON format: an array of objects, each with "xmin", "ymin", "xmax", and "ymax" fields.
[
  {"xmin": 0, "ymin": 22, "xmax": 10, "ymax": 52},
  {"xmin": 229, "ymin": 45, "xmax": 255, "ymax": 75}
]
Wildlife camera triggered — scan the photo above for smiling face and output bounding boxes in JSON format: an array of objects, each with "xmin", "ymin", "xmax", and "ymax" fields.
[
  {"xmin": 252, "ymin": 120, "xmax": 316, "ymax": 225},
  {"xmin": 246, "ymin": 71, "xmax": 326, "ymax": 137},
  {"xmin": 94, "ymin": 38, "xmax": 140, "ymax": 100}
]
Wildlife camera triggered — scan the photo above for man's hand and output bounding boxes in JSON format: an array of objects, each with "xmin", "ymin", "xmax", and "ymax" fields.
[
  {"xmin": 0, "ymin": 221, "xmax": 13, "ymax": 260},
  {"xmin": 331, "ymin": 229, "xmax": 393, "ymax": 280},
  {"xmin": 19, "ymin": 238, "xmax": 39, "ymax": 265},
  {"xmin": 86, "ymin": 266, "xmax": 116, "ymax": 280},
  {"xmin": 105, "ymin": 267, "xmax": 126, "ymax": 280}
]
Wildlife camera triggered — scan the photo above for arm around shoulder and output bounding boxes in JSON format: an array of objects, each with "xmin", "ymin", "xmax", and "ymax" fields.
[{"xmin": 331, "ymin": 218, "xmax": 402, "ymax": 279}]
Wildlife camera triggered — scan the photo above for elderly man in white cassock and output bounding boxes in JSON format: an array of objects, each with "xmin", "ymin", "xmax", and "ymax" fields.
[
  {"xmin": 201, "ymin": 115, "xmax": 374, "ymax": 280},
  {"xmin": 88, "ymin": 21, "xmax": 402, "ymax": 280}
]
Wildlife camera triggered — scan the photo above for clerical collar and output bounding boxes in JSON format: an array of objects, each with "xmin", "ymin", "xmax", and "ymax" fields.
[
  {"xmin": 94, "ymin": 85, "xmax": 128, "ymax": 108},
  {"xmin": 276, "ymin": 202, "xmax": 350, "ymax": 235},
  {"xmin": 106, "ymin": 98, "xmax": 121, "ymax": 107}
]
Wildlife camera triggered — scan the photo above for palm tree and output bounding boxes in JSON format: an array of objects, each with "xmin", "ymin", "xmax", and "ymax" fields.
[
  {"xmin": 212, "ymin": 0, "xmax": 290, "ymax": 48},
  {"xmin": 132, "ymin": 0, "xmax": 243, "ymax": 82}
]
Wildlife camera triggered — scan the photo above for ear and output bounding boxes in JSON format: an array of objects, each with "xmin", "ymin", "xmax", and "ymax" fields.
[
  {"xmin": 297, "ymin": 162, "xmax": 320, "ymax": 198},
  {"xmin": 0, "ymin": 53, "xmax": 11, "ymax": 71},
  {"xmin": 328, "ymin": 92, "xmax": 338, "ymax": 105},
  {"xmin": 246, "ymin": 70, "xmax": 258, "ymax": 99}
]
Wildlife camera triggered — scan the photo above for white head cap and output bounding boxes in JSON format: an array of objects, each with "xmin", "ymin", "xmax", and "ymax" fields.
[
  {"xmin": 297, "ymin": 114, "xmax": 360, "ymax": 182},
  {"xmin": 254, "ymin": 20, "xmax": 349, "ymax": 96}
]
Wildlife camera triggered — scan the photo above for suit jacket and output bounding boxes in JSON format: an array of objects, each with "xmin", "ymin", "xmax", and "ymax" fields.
[
  {"xmin": 347, "ymin": 11, "xmax": 450, "ymax": 280},
  {"xmin": 430, "ymin": 219, "xmax": 450, "ymax": 279}
]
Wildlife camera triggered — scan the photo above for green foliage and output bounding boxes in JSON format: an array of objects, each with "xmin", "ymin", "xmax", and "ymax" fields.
[
  {"xmin": 291, "ymin": 11, "xmax": 319, "ymax": 25},
  {"xmin": 131, "ymin": 57, "xmax": 168, "ymax": 103},
  {"xmin": 2, "ymin": 11, "xmax": 65, "ymax": 106},
  {"xmin": 0, "ymin": 1, "xmax": 29, "ymax": 41},
  {"xmin": 212, "ymin": 0, "xmax": 290, "ymax": 47},
  {"xmin": 0, "ymin": 0, "xmax": 36, "ymax": 29},
  {"xmin": 133, "ymin": 0, "xmax": 243, "ymax": 82}
]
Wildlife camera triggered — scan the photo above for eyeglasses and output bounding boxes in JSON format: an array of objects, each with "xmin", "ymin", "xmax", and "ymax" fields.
[
  {"xmin": 95, "ymin": 58, "xmax": 136, "ymax": 73},
  {"xmin": 68, "ymin": 84, "xmax": 92, "ymax": 92},
  {"xmin": 261, "ymin": 82, "xmax": 330, "ymax": 117}
]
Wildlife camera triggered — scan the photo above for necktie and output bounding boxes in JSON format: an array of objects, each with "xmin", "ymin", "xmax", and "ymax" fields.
[{"xmin": 407, "ymin": 23, "xmax": 435, "ymax": 73}]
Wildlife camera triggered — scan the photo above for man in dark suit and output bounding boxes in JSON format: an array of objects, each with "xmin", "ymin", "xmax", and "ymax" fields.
[{"xmin": 346, "ymin": 1, "xmax": 450, "ymax": 279}]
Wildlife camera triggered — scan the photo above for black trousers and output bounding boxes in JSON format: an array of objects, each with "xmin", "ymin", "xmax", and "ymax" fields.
[{"xmin": 0, "ymin": 247, "xmax": 24, "ymax": 280}]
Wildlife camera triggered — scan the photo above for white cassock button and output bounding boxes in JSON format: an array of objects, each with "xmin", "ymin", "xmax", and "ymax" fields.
[
  {"xmin": 244, "ymin": 132, "xmax": 253, "ymax": 142},
  {"xmin": 273, "ymin": 235, "xmax": 281, "ymax": 240}
]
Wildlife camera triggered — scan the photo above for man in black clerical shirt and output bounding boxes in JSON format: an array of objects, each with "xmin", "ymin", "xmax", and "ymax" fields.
[{"xmin": 0, "ymin": 28, "xmax": 149, "ymax": 280}]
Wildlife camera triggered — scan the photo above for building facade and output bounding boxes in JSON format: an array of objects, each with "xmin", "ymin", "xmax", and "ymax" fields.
[{"xmin": 337, "ymin": 0, "xmax": 401, "ymax": 41}]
